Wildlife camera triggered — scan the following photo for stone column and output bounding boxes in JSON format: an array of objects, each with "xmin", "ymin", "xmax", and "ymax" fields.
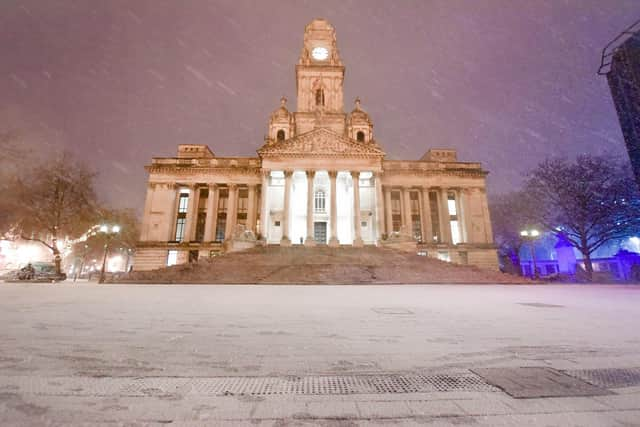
[
  {"xmin": 247, "ymin": 184, "xmax": 257, "ymax": 234},
  {"xmin": 402, "ymin": 187, "xmax": 412, "ymax": 238},
  {"xmin": 351, "ymin": 171, "xmax": 363, "ymax": 247},
  {"xmin": 439, "ymin": 187, "xmax": 452, "ymax": 244},
  {"xmin": 374, "ymin": 173, "xmax": 384, "ymax": 243},
  {"xmin": 203, "ymin": 184, "xmax": 219, "ymax": 242},
  {"xmin": 328, "ymin": 170, "xmax": 339, "ymax": 247},
  {"xmin": 259, "ymin": 170, "xmax": 270, "ymax": 240},
  {"xmin": 455, "ymin": 188, "xmax": 466, "ymax": 243},
  {"xmin": 304, "ymin": 170, "xmax": 316, "ymax": 246},
  {"xmin": 168, "ymin": 184, "xmax": 180, "ymax": 241},
  {"xmin": 383, "ymin": 186, "xmax": 393, "ymax": 236},
  {"xmin": 280, "ymin": 171, "xmax": 293, "ymax": 246},
  {"xmin": 224, "ymin": 184, "xmax": 238, "ymax": 241},
  {"xmin": 184, "ymin": 184, "xmax": 199, "ymax": 242},
  {"xmin": 460, "ymin": 188, "xmax": 476, "ymax": 244},
  {"xmin": 420, "ymin": 187, "xmax": 433, "ymax": 244},
  {"xmin": 140, "ymin": 182, "xmax": 156, "ymax": 241}
]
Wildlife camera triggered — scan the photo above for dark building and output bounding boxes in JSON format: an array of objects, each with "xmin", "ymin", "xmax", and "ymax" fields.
[{"xmin": 600, "ymin": 19, "xmax": 640, "ymax": 185}]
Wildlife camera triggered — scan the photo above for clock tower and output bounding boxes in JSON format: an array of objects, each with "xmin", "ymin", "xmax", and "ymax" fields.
[{"xmin": 294, "ymin": 19, "xmax": 346, "ymax": 135}]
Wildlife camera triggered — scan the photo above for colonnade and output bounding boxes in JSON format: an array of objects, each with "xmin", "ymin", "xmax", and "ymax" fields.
[
  {"xmin": 380, "ymin": 185, "xmax": 469, "ymax": 244},
  {"xmin": 269, "ymin": 170, "xmax": 381, "ymax": 247},
  {"xmin": 172, "ymin": 178, "xmax": 472, "ymax": 246},
  {"xmin": 176, "ymin": 183, "xmax": 259, "ymax": 243}
]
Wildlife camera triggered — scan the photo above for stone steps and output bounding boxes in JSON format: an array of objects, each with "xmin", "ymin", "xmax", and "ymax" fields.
[{"xmin": 118, "ymin": 246, "xmax": 527, "ymax": 284}]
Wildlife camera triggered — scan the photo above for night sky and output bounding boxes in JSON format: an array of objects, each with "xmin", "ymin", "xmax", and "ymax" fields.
[{"xmin": 2, "ymin": 0, "xmax": 639, "ymax": 213}]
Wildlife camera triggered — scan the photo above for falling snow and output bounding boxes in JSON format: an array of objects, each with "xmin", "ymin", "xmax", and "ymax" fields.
[{"xmin": 0, "ymin": 1, "xmax": 638, "ymax": 211}]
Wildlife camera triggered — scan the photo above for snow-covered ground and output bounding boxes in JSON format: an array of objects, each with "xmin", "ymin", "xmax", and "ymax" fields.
[{"xmin": 0, "ymin": 283, "xmax": 639, "ymax": 425}]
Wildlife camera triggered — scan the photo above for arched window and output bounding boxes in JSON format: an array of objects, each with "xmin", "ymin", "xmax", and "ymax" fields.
[
  {"xmin": 315, "ymin": 89, "xmax": 325, "ymax": 106},
  {"xmin": 276, "ymin": 129, "xmax": 285, "ymax": 141},
  {"xmin": 356, "ymin": 131, "xmax": 365, "ymax": 142},
  {"xmin": 314, "ymin": 190, "xmax": 326, "ymax": 213}
]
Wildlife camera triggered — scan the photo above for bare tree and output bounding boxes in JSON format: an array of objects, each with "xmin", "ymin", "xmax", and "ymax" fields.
[
  {"xmin": 524, "ymin": 154, "xmax": 640, "ymax": 280},
  {"xmin": 490, "ymin": 191, "xmax": 538, "ymax": 275},
  {"xmin": 11, "ymin": 152, "xmax": 99, "ymax": 274}
]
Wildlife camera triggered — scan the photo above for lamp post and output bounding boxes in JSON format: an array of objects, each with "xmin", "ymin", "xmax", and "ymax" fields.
[
  {"xmin": 520, "ymin": 228, "xmax": 540, "ymax": 279},
  {"xmin": 98, "ymin": 224, "xmax": 120, "ymax": 284}
]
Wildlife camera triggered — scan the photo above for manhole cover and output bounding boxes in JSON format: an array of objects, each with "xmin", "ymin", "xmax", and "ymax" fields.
[
  {"xmin": 372, "ymin": 307, "xmax": 414, "ymax": 315},
  {"xmin": 518, "ymin": 303, "xmax": 565, "ymax": 308},
  {"xmin": 472, "ymin": 367, "xmax": 611, "ymax": 398},
  {"xmin": 565, "ymin": 368, "xmax": 640, "ymax": 389}
]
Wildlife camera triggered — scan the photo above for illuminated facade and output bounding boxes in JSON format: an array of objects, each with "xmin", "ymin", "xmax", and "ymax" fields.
[{"xmin": 134, "ymin": 19, "xmax": 498, "ymax": 271}]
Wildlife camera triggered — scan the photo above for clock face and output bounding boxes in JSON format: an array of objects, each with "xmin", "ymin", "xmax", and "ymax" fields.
[{"xmin": 311, "ymin": 46, "xmax": 329, "ymax": 61}]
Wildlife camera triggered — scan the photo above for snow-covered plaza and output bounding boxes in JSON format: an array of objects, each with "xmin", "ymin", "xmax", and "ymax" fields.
[{"xmin": 0, "ymin": 283, "xmax": 639, "ymax": 425}]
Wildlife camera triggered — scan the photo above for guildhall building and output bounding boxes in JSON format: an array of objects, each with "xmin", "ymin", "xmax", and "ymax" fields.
[{"xmin": 134, "ymin": 19, "xmax": 498, "ymax": 271}]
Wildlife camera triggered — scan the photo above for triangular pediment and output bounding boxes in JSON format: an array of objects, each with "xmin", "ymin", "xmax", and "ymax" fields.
[{"xmin": 258, "ymin": 128, "xmax": 385, "ymax": 158}]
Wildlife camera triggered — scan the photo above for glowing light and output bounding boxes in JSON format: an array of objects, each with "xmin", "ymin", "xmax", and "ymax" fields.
[
  {"xmin": 112, "ymin": 225, "xmax": 121, "ymax": 233},
  {"xmin": 99, "ymin": 225, "xmax": 108, "ymax": 233},
  {"xmin": 520, "ymin": 230, "xmax": 529, "ymax": 237},
  {"xmin": 107, "ymin": 255, "xmax": 124, "ymax": 272},
  {"xmin": 530, "ymin": 230, "xmax": 540, "ymax": 237}
]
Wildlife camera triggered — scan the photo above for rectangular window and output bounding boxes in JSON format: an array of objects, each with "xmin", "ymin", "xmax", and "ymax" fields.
[
  {"xmin": 167, "ymin": 250, "xmax": 178, "ymax": 267},
  {"xmin": 175, "ymin": 218, "xmax": 186, "ymax": 241},
  {"xmin": 410, "ymin": 191, "xmax": 420, "ymax": 214},
  {"xmin": 450, "ymin": 220, "xmax": 461, "ymax": 245},
  {"xmin": 391, "ymin": 191, "xmax": 401, "ymax": 214},
  {"xmin": 412, "ymin": 215, "xmax": 422, "ymax": 241},
  {"xmin": 429, "ymin": 192, "xmax": 441, "ymax": 243},
  {"xmin": 194, "ymin": 212, "xmax": 206, "ymax": 242},
  {"xmin": 177, "ymin": 193, "xmax": 189, "ymax": 213},
  {"xmin": 215, "ymin": 215, "xmax": 226, "ymax": 241},
  {"xmin": 237, "ymin": 212, "xmax": 247, "ymax": 226},
  {"xmin": 218, "ymin": 188, "xmax": 229, "ymax": 212},
  {"xmin": 174, "ymin": 192, "xmax": 190, "ymax": 242},
  {"xmin": 448, "ymin": 192, "xmax": 461, "ymax": 244},
  {"xmin": 237, "ymin": 188, "xmax": 248, "ymax": 213},
  {"xmin": 314, "ymin": 191, "xmax": 326, "ymax": 213}
]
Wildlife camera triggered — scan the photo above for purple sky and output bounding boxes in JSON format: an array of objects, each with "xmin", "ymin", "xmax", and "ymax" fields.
[{"xmin": 2, "ymin": 0, "xmax": 639, "ymax": 212}]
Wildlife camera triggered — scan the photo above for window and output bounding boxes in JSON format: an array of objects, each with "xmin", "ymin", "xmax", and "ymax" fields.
[
  {"xmin": 356, "ymin": 131, "xmax": 365, "ymax": 142},
  {"xmin": 194, "ymin": 188, "xmax": 208, "ymax": 242},
  {"xmin": 178, "ymin": 193, "xmax": 189, "ymax": 213},
  {"xmin": 277, "ymin": 129, "xmax": 285, "ymax": 141},
  {"xmin": 429, "ymin": 192, "xmax": 441, "ymax": 243},
  {"xmin": 448, "ymin": 192, "xmax": 462, "ymax": 244},
  {"xmin": 410, "ymin": 191, "xmax": 420, "ymax": 213},
  {"xmin": 174, "ymin": 193, "xmax": 189, "ymax": 241},
  {"xmin": 314, "ymin": 190, "xmax": 326, "ymax": 212},
  {"xmin": 315, "ymin": 89, "xmax": 325, "ymax": 106},
  {"xmin": 167, "ymin": 250, "xmax": 178, "ymax": 267},
  {"xmin": 412, "ymin": 215, "xmax": 422, "ymax": 241},
  {"xmin": 175, "ymin": 218, "xmax": 186, "ymax": 242},
  {"xmin": 215, "ymin": 216, "xmax": 226, "ymax": 241},
  {"xmin": 391, "ymin": 191, "xmax": 402, "ymax": 233}
]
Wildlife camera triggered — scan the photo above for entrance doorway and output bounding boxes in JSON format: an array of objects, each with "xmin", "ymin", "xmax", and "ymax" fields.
[{"xmin": 313, "ymin": 222, "xmax": 327, "ymax": 244}]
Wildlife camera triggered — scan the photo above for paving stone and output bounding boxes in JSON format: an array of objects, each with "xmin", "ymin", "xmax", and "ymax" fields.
[
  {"xmin": 472, "ymin": 367, "xmax": 612, "ymax": 398},
  {"xmin": 593, "ymin": 393, "xmax": 640, "ymax": 410},
  {"xmin": 405, "ymin": 399, "xmax": 464, "ymax": 417},
  {"xmin": 305, "ymin": 401, "xmax": 359, "ymax": 418},
  {"xmin": 356, "ymin": 400, "xmax": 412, "ymax": 418}
]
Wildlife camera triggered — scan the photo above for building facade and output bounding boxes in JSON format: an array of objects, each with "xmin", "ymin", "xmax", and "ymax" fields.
[
  {"xmin": 602, "ymin": 20, "xmax": 640, "ymax": 186},
  {"xmin": 134, "ymin": 19, "xmax": 498, "ymax": 271}
]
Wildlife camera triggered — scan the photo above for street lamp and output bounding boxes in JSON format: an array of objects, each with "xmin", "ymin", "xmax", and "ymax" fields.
[
  {"xmin": 520, "ymin": 228, "xmax": 540, "ymax": 279},
  {"xmin": 98, "ymin": 224, "xmax": 120, "ymax": 284}
]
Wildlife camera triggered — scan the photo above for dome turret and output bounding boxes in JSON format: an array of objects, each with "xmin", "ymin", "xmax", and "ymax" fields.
[{"xmin": 347, "ymin": 97, "xmax": 373, "ymax": 142}]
